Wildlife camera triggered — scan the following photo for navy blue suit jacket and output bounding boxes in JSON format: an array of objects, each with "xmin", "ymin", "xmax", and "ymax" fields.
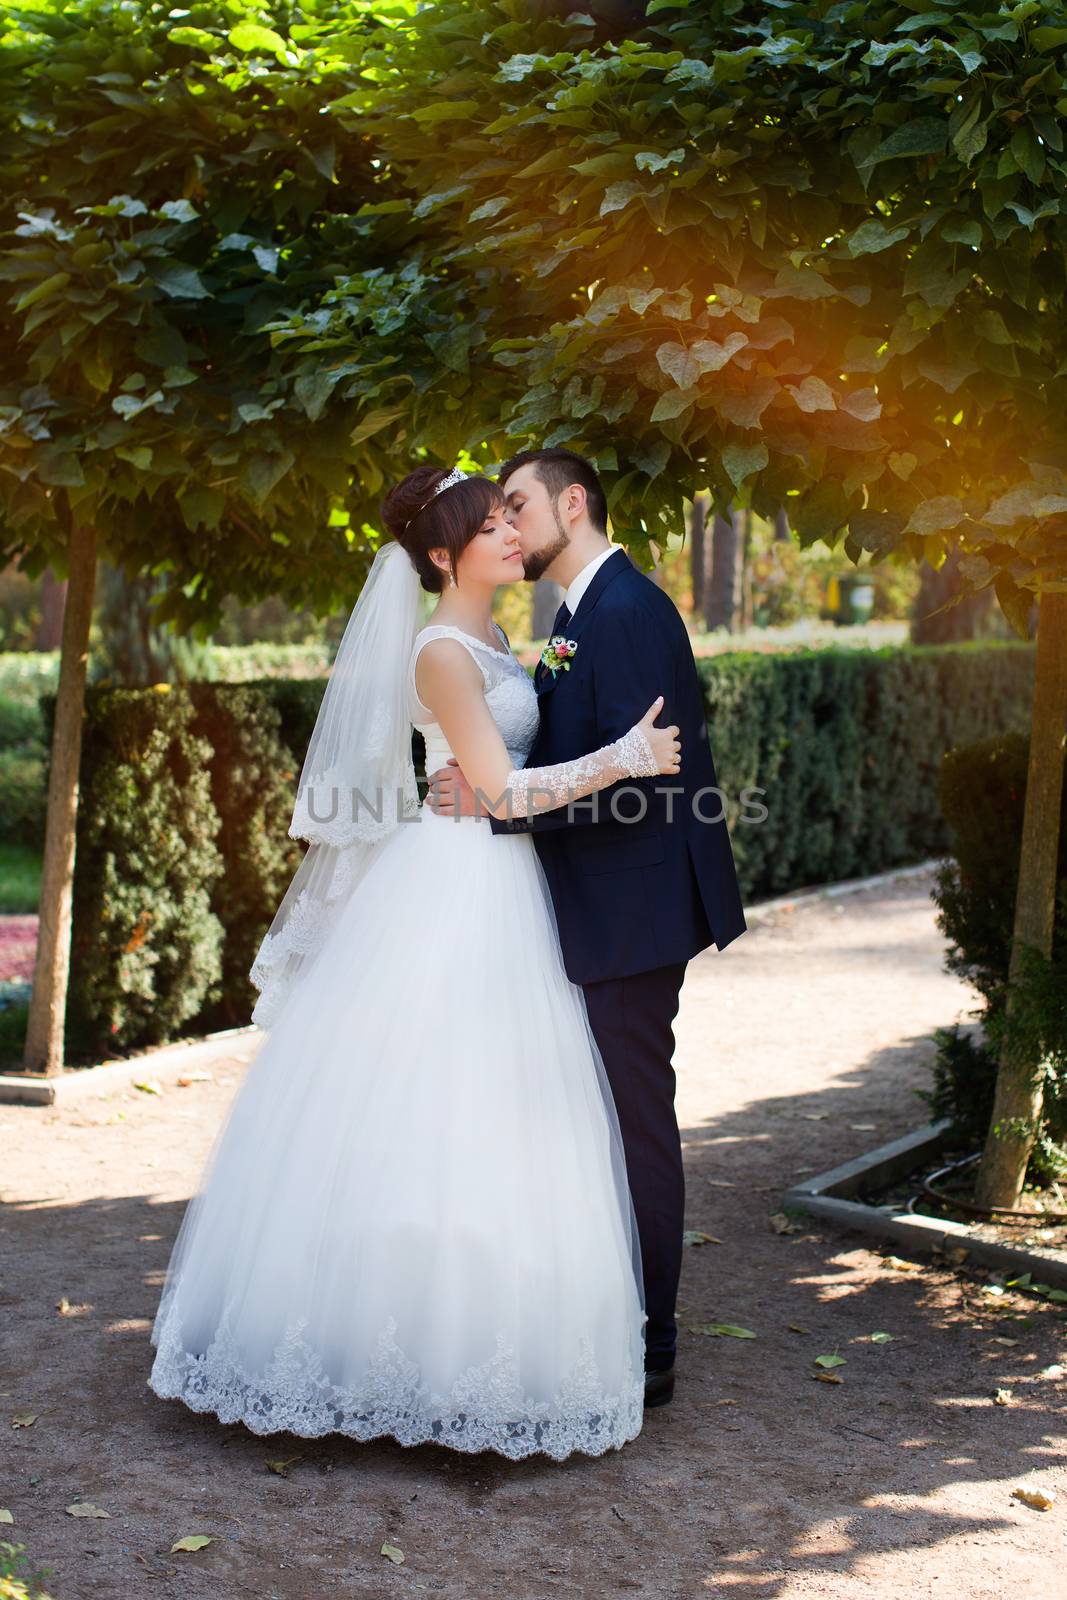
[{"xmin": 490, "ymin": 548, "xmax": 747, "ymax": 985}]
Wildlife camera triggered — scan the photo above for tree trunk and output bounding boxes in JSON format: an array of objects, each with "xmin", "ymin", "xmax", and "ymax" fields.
[
  {"xmin": 532, "ymin": 576, "xmax": 564, "ymax": 639},
  {"xmin": 37, "ymin": 567, "xmax": 67, "ymax": 651},
  {"xmin": 705, "ymin": 508, "xmax": 743, "ymax": 632},
  {"xmin": 22, "ymin": 518, "xmax": 97, "ymax": 1076},
  {"xmin": 739, "ymin": 508, "xmax": 753, "ymax": 629},
  {"xmin": 974, "ymin": 590, "xmax": 1067, "ymax": 1208},
  {"xmin": 689, "ymin": 494, "xmax": 707, "ymax": 616}
]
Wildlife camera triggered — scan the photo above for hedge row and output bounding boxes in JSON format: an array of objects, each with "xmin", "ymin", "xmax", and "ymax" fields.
[
  {"xmin": 700, "ymin": 639, "xmax": 1035, "ymax": 898},
  {"xmin": 39, "ymin": 640, "xmax": 1034, "ymax": 1058}
]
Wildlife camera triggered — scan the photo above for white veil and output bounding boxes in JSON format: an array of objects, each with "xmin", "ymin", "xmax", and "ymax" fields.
[{"xmin": 249, "ymin": 539, "xmax": 424, "ymax": 1028}]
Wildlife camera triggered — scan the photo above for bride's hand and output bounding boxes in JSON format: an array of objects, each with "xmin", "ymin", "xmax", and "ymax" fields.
[{"xmin": 638, "ymin": 696, "xmax": 681, "ymax": 775}]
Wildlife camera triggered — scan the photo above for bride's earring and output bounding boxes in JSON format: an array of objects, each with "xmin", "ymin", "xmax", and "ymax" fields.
[{"xmin": 448, "ymin": 571, "xmax": 457, "ymax": 588}]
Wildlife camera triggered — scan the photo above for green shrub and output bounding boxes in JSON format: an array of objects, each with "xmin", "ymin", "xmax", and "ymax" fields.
[
  {"xmin": 0, "ymin": 692, "xmax": 47, "ymax": 849},
  {"xmin": 926, "ymin": 732, "xmax": 1067, "ymax": 1180},
  {"xmin": 700, "ymin": 639, "xmax": 1035, "ymax": 900},
  {"xmin": 186, "ymin": 684, "xmax": 306, "ymax": 1032},
  {"xmin": 42, "ymin": 686, "xmax": 226, "ymax": 1058}
]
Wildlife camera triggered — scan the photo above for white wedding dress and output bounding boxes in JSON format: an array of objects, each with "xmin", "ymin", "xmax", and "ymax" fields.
[{"xmin": 148, "ymin": 622, "xmax": 647, "ymax": 1460}]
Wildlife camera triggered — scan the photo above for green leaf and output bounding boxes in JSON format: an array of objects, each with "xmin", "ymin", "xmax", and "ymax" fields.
[
  {"xmin": 690, "ymin": 1323, "xmax": 757, "ymax": 1339},
  {"xmin": 635, "ymin": 148, "xmax": 686, "ymax": 174},
  {"xmin": 168, "ymin": 26, "xmax": 216, "ymax": 51},
  {"xmin": 657, "ymin": 342, "xmax": 699, "ymax": 388},
  {"xmin": 228, "ymin": 22, "xmax": 289, "ymax": 60},
  {"xmin": 179, "ymin": 488, "xmax": 225, "ymax": 531},
  {"xmin": 846, "ymin": 220, "xmax": 909, "ymax": 256},
  {"xmin": 651, "ymin": 387, "xmax": 698, "ymax": 423},
  {"xmin": 722, "ymin": 442, "xmax": 768, "ymax": 489},
  {"xmin": 815, "ymin": 1353, "xmax": 847, "ymax": 1369},
  {"xmin": 904, "ymin": 497, "xmax": 965, "ymax": 535},
  {"xmin": 410, "ymin": 101, "xmax": 478, "ymax": 126},
  {"xmin": 154, "ymin": 265, "xmax": 209, "ymax": 300},
  {"xmin": 14, "ymin": 272, "xmax": 71, "ymax": 313},
  {"xmin": 860, "ymin": 118, "xmax": 947, "ymax": 170},
  {"xmin": 994, "ymin": 573, "xmax": 1035, "ymax": 639}
]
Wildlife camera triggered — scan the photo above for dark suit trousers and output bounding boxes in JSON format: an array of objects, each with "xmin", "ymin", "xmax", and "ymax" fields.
[{"xmin": 581, "ymin": 960, "xmax": 688, "ymax": 1372}]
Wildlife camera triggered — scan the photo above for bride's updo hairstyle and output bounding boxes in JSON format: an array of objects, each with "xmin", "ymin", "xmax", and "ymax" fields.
[{"xmin": 381, "ymin": 466, "xmax": 507, "ymax": 594}]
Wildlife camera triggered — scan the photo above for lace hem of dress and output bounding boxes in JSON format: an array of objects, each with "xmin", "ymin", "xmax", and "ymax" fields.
[{"xmin": 148, "ymin": 1297, "xmax": 645, "ymax": 1462}]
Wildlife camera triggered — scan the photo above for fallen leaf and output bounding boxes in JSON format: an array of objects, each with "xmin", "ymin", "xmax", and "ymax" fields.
[
  {"xmin": 799, "ymin": 1112, "xmax": 829, "ymax": 1121},
  {"xmin": 813, "ymin": 1371, "xmax": 844, "ymax": 1384},
  {"xmin": 849, "ymin": 1123, "xmax": 878, "ymax": 1131},
  {"xmin": 0, "ymin": 1509, "xmax": 12, "ymax": 1524},
  {"xmin": 1038, "ymin": 1364, "xmax": 1064, "ymax": 1379},
  {"xmin": 788, "ymin": 1323, "xmax": 812, "ymax": 1335},
  {"xmin": 132, "ymin": 1078, "xmax": 163, "ymax": 1095},
  {"xmin": 994, "ymin": 1388, "xmax": 1013, "ymax": 1406},
  {"xmin": 869, "ymin": 1332, "xmax": 895, "ymax": 1344},
  {"xmin": 689, "ymin": 1323, "xmax": 756, "ymax": 1339},
  {"xmin": 1012, "ymin": 1485, "xmax": 1055, "ymax": 1511},
  {"xmin": 706, "ymin": 1179, "xmax": 735, "ymax": 1189},
  {"xmin": 177, "ymin": 1071, "xmax": 213, "ymax": 1086},
  {"xmin": 882, "ymin": 1255, "xmax": 922, "ymax": 1273},
  {"xmin": 815, "ymin": 1354, "xmax": 847, "ymax": 1370},
  {"xmin": 65, "ymin": 1502, "xmax": 110, "ymax": 1518},
  {"xmin": 171, "ymin": 1534, "xmax": 215, "ymax": 1552},
  {"xmin": 993, "ymin": 1337, "xmax": 1019, "ymax": 1346},
  {"xmin": 11, "ymin": 1414, "xmax": 36, "ymax": 1429},
  {"xmin": 266, "ymin": 1456, "xmax": 302, "ymax": 1477},
  {"xmin": 381, "ymin": 1542, "xmax": 405, "ymax": 1564},
  {"xmin": 682, "ymin": 1230, "xmax": 723, "ymax": 1247},
  {"xmin": 769, "ymin": 1212, "xmax": 803, "ymax": 1234}
]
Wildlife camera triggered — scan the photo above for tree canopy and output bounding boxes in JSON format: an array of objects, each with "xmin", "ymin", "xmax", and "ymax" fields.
[{"xmin": 3, "ymin": 0, "xmax": 1067, "ymax": 630}]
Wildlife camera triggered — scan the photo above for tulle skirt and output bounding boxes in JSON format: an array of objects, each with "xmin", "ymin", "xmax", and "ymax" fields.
[{"xmin": 148, "ymin": 805, "xmax": 647, "ymax": 1460}]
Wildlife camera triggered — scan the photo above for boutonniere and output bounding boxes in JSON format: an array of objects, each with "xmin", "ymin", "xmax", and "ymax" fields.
[{"xmin": 540, "ymin": 635, "xmax": 578, "ymax": 675}]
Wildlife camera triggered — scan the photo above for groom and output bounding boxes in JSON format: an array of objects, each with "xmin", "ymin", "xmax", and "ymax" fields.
[{"xmin": 427, "ymin": 448, "xmax": 747, "ymax": 1408}]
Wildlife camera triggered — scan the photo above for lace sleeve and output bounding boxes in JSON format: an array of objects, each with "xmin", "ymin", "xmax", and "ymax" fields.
[{"xmin": 502, "ymin": 723, "xmax": 660, "ymax": 818}]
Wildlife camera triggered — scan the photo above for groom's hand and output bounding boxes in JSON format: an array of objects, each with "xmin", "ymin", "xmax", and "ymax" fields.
[{"xmin": 426, "ymin": 759, "xmax": 488, "ymax": 818}]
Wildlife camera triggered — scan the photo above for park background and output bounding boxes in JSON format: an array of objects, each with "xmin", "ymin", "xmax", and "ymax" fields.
[{"xmin": 0, "ymin": 2, "xmax": 1065, "ymax": 1595}]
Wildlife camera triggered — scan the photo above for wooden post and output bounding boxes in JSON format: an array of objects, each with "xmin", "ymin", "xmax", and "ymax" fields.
[
  {"xmin": 974, "ymin": 590, "xmax": 1067, "ymax": 1207},
  {"xmin": 22, "ymin": 517, "xmax": 97, "ymax": 1076}
]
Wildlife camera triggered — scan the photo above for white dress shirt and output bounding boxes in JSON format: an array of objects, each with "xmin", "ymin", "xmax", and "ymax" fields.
[{"xmin": 563, "ymin": 545, "xmax": 621, "ymax": 622}]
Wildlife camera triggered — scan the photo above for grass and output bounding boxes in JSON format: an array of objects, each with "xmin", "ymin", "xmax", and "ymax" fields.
[{"xmin": 0, "ymin": 844, "xmax": 41, "ymax": 915}]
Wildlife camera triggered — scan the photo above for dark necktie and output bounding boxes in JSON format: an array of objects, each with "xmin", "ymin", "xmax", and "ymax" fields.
[{"xmin": 550, "ymin": 600, "xmax": 572, "ymax": 637}]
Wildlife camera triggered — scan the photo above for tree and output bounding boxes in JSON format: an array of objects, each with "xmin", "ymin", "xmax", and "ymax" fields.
[
  {"xmin": 0, "ymin": 0, "xmax": 416, "ymax": 1071},
  {"xmin": 288, "ymin": 0, "xmax": 1064, "ymax": 1207}
]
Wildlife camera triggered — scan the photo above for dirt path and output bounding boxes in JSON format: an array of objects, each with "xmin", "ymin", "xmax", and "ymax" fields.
[{"xmin": 1, "ymin": 867, "xmax": 1063, "ymax": 1599}]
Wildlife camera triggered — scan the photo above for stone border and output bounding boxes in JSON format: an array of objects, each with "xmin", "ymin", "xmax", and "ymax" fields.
[
  {"xmin": 0, "ymin": 1023, "xmax": 261, "ymax": 1106},
  {"xmin": 745, "ymin": 856, "xmax": 943, "ymax": 925},
  {"xmin": 783, "ymin": 1118, "xmax": 1067, "ymax": 1291}
]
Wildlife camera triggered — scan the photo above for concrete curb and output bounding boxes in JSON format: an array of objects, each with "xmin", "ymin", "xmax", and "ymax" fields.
[
  {"xmin": 745, "ymin": 857, "xmax": 944, "ymax": 924},
  {"xmin": 783, "ymin": 1119, "xmax": 1067, "ymax": 1291},
  {"xmin": 0, "ymin": 1023, "xmax": 261, "ymax": 1106}
]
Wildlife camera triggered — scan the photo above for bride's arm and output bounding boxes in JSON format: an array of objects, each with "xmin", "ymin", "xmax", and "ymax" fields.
[{"xmin": 415, "ymin": 639, "xmax": 679, "ymax": 820}]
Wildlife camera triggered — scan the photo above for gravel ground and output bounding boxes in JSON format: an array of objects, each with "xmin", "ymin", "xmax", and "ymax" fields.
[{"xmin": 1, "ymin": 865, "xmax": 1064, "ymax": 1600}]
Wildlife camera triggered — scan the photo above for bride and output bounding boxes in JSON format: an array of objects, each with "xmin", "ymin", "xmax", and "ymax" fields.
[{"xmin": 147, "ymin": 464, "xmax": 682, "ymax": 1460}]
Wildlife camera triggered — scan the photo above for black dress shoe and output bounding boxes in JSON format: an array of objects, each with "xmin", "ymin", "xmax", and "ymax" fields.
[{"xmin": 643, "ymin": 1366, "xmax": 675, "ymax": 1408}]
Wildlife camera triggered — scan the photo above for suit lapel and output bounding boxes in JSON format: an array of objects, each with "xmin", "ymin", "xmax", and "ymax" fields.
[{"xmin": 535, "ymin": 548, "xmax": 631, "ymax": 698}]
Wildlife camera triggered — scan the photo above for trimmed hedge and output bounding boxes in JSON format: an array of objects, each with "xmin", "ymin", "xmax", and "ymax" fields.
[
  {"xmin": 700, "ymin": 639, "xmax": 1036, "ymax": 896},
  {"xmin": 32, "ymin": 638, "xmax": 1036, "ymax": 1057}
]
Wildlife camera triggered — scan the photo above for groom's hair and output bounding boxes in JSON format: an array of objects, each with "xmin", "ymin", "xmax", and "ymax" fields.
[{"xmin": 496, "ymin": 448, "xmax": 608, "ymax": 534}]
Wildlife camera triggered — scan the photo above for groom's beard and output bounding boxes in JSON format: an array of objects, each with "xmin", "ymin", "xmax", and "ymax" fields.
[{"xmin": 521, "ymin": 507, "xmax": 569, "ymax": 582}]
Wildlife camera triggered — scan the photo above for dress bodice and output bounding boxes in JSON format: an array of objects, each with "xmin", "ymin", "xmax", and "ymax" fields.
[{"xmin": 408, "ymin": 622, "xmax": 540, "ymax": 776}]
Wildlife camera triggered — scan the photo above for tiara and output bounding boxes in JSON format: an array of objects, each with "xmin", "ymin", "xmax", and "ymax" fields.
[{"xmin": 403, "ymin": 466, "xmax": 469, "ymax": 531}]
